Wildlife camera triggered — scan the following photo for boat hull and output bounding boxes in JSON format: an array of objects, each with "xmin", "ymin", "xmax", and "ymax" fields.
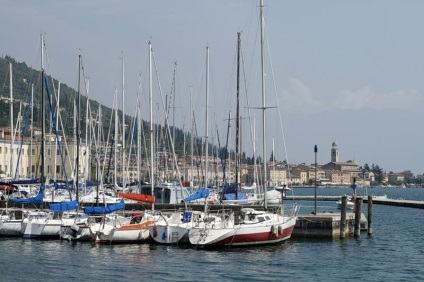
[
  {"xmin": 189, "ymin": 216, "xmax": 297, "ymax": 247},
  {"xmin": 0, "ymin": 220, "xmax": 24, "ymax": 236},
  {"xmin": 149, "ymin": 224, "xmax": 191, "ymax": 244}
]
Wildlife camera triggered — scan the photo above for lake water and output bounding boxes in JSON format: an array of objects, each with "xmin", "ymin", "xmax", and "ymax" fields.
[{"xmin": 1, "ymin": 187, "xmax": 423, "ymax": 282}]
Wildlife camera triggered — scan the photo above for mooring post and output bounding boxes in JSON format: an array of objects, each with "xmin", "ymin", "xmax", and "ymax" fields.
[
  {"xmin": 340, "ymin": 195, "xmax": 347, "ymax": 239},
  {"xmin": 354, "ymin": 197, "xmax": 363, "ymax": 238},
  {"xmin": 368, "ymin": 195, "xmax": 373, "ymax": 235}
]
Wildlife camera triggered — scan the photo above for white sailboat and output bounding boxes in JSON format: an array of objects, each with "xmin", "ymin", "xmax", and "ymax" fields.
[{"xmin": 189, "ymin": 3, "xmax": 300, "ymax": 247}]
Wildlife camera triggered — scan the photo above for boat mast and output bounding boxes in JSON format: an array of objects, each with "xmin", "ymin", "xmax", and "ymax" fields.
[
  {"xmin": 172, "ymin": 62, "xmax": 177, "ymax": 179},
  {"xmin": 205, "ymin": 46, "xmax": 210, "ymax": 187},
  {"xmin": 149, "ymin": 41, "xmax": 155, "ymax": 211},
  {"xmin": 114, "ymin": 87, "xmax": 118, "ymax": 190},
  {"xmin": 137, "ymin": 76, "xmax": 142, "ymax": 193},
  {"xmin": 235, "ymin": 32, "xmax": 241, "ymax": 200},
  {"xmin": 9, "ymin": 63, "xmax": 14, "ymax": 179},
  {"xmin": 121, "ymin": 56, "xmax": 126, "ymax": 190},
  {"xmin": 190, "ymin": 86, "xmax": 194, "ymax": 184},
  {"xmin": 41, "ymin": 33, "xmax": 46, "ymax": 186},
  {"xmin": 260, "ymin": 0, "xmax": 268, "ymax": 209},
  {"xmin": 76, "ymin": 54, "xmax": 81, "ymax": 201},
  {"xmin": 30, "ymin": 83, "xmax": 34, "ymax": 178},
  {"xmin": 54, "ymin": 82, "xmax": 61, "ymax": 182}
]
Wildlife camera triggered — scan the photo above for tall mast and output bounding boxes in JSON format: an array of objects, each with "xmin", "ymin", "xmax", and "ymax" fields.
[
  {"xmin": 190, "ymin": 86, "xmax": 194, "ymax": 184},
  {"xmin": 137, "ymin": 76, "xmax": 142, "ymax": 193},
  {"xmin": 121, "ymin": 56, "xmax": 126, "ymax": 190},
  {"xmin": 114, "ymin": 87, "xmax": 118, "ymax": 189},
  {"xmin": 205, "ymin": 46, "xmax": 209, "ymax": 187},
  {"xmin": 260, "ymin": 0, "xmax": 267, "ymax": 208},
  {"xmin": 9, "ymin": 63, "xmax": 14, "ymax": 179},
  {"xmin": 40, "ymin": 33, "xmax": 45, "ymax": 185},
  {"xmin": 76, "ymin": 55, "xmax": 81, "ymax": 201},
  {"xmin": 97, "ymin": 105, "xmax": 102, "ymax": 182},
  {"xmin": 85, "ymin": 79, "xmax": 90, "ymax": 183},
  {"xmin": 54, "ymin": 82, "xmax": 61, "ymax": 181},
  {"xmin": 30, "ymin": 83, "xmax": 34, "ymax": 178},
  {"xmin": 149, "ymin": 41, "xmax": 154, "ymax": 210},
  {"xmin": 172, "ymin": 62, "xmax": 177, "ymax": 178},
  {"xmin": 235, "ymin": 32, "xmax": 241, "ymax": 199}
]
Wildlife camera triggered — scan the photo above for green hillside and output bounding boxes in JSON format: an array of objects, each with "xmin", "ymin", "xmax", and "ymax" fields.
[{"xmin": 0, "ymin": 55, "xmax": 210, "ymax": 161}]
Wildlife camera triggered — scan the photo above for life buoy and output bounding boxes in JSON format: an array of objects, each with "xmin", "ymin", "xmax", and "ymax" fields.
[{"xmin": 153, "ymin": 225, "xmax": 157, "ymax": 238}]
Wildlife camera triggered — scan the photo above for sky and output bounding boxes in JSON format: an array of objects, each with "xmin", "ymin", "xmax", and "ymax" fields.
[{"xmin": 1, "ymin": 0, "xmax": 424, "ymax": 175}]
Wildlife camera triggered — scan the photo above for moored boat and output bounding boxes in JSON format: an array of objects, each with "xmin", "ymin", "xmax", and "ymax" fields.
[{"xmin": 188, "ymin": 205, "xmax": 300, "ymax": 247}]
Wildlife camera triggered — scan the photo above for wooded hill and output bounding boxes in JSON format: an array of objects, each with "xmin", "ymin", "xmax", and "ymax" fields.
[
  {"xmin": 0, "ymin": 55, "xmax": 267, "ymax": 167},
  {"xmin": 0, "ymin": 55, "xmax": 239, "ymax": 163}
]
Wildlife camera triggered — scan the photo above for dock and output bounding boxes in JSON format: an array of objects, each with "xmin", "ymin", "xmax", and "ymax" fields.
[
  {"xmin": 3, "ymin": 195, "xmax": 422, "ymax": 239},
  {"xmin": 292, "ymin": 212, "xmax": 367, "ymax": 239},
  {"xmin": 285, "ymin": 195, "xmax": 424, "ymax": 209}
]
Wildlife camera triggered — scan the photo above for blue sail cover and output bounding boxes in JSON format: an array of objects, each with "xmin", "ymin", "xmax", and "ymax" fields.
[
  {"xmin": 84, "ymin": 200, "xmax": 125, "ymax": 215},
  {"xmin": 183, "ymin": 188, "xmax": 209, "ymax": 202},
  {"xmin": 222, "ymin": 182, "xmax": 238, "ymax": 194},
  {"xmin": 54, "ymin": 182, "xmax": 73, "ymax": 190},
  {"xmin": 86, "ymin": 181, "xmax": 101, "ymax": 187},
  {"xmin": 10, "ymin": 178, "xmax": 42, "ymax": 185},
  {"xmin": 9, "ymin": 186, "xmax": 45, "ymax": 205},
  {"xmin": 49, "ymin": 200, "xmax": 79, "ymax": 212},
  {"xmin": 224, "ymin": 192, "xmax": 248, "ymax": 201}
]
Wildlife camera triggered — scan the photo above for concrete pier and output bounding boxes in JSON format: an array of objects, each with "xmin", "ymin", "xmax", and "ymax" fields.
[
  {"xmin": 292, "ymin": 212, "xmax": 367, "ymax": 239},
  {"xmin": 285, "ymin": 196, "xmax": 424, "ymax": 209}
]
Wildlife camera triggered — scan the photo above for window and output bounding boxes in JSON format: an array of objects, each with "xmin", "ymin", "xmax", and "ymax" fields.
[{"xmin": 56, "ymin": 165, "xmax": 61, "ymax": 174}]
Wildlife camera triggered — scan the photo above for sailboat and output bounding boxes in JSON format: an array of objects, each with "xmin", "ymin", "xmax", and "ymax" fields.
[
  {"xmin": 92, "ymin": 192, "xmax": 157, "ymax": 244},
  {"xmin": 22, "ymin": 39, "xmax": 84, "ymax": 239},
  {"xmin": 189, "ymin": 3, "xmax": 300, "ymax": 247},
  {"xmin": 0, "ymin": 64, "xmax": 31, "ymax": 236},
  {"xmin": 148, "ymin": 187, "xmax": 210, "ymax": 245}
]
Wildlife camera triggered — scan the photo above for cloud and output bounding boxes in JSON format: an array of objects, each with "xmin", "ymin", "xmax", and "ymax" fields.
[
  {"xmin": 277, "ymin": 77, "xmax": 326, "ymax": 114},
  {"xmin": 277, "ymin": 78, "xmax": 418, "ymax": 113},
  {"xmin": 331, "ymin": 87, "xmax": 417, "ymax": 110}
]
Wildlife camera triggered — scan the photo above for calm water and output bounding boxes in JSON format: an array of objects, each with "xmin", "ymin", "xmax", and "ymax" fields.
[{"xmin": 1, "ymin": 188, "xmax": 424, "ymax": 282}]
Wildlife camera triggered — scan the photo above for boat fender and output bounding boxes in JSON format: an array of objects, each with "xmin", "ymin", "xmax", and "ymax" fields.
[
  {"xmin": 272, "ymin": 225, "xmax": 278, "ymax": 236},
  {"xmin": 71, "ymin": 224, "xmax": 80, "ymax": 233},
  {"xmin": 162, "ymin": 231, "xmax": 166, "ymax": 240},
  {"xmin": 153, "ymin": 225, "xmax": 157, "ymax": 238},
  {"xmin": 278, "ymin": 225, "xmax": 283, "ymax": 235}
]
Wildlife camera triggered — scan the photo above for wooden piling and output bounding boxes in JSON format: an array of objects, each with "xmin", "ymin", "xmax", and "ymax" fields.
[
  {"xmin": 340, "ymin": 196, "xmax": 347, "ymax": 239},
  {"xmin": 354, "ymin": 197, "xmax": 363, "ymax": 238},
  {"xmin": 368, "ymin": 195, "xmax": 373, "ymax": 235}
]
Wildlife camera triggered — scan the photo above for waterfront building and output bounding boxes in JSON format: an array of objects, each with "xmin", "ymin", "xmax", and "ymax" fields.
[{"xmin": 0, "ymin": 128, "xmax": 88, "ymax": 181}]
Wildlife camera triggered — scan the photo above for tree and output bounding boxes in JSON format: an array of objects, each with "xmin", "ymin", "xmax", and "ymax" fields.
[
  {"xmin": 269, "ymin": 150, "xmax": 275, "ymax": 162},
  {"xmin": 256, "ymin": 156, "xmax": 262, "ymax": 165},
  {"xmin": 371, "ymin": 164, "xmax": 384, "ymax": 184}
]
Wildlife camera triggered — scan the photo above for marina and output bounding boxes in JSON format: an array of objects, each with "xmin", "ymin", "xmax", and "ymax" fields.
[
  {"xmin": 0, "ymin": 187, "xmax": 423, "ymax": 281},
  {"xmin": 1, "ymin": 0, "xmax": 424, "ymax": 280},
  {"xmin": 1, "ymin": 187, "xmax": 422, "ymax": 242}
]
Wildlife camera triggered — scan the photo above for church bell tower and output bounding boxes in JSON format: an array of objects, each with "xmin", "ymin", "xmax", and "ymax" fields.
[{"xmin": 331, "ymin": 141, "xmax": 339, "ymax": 163}]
